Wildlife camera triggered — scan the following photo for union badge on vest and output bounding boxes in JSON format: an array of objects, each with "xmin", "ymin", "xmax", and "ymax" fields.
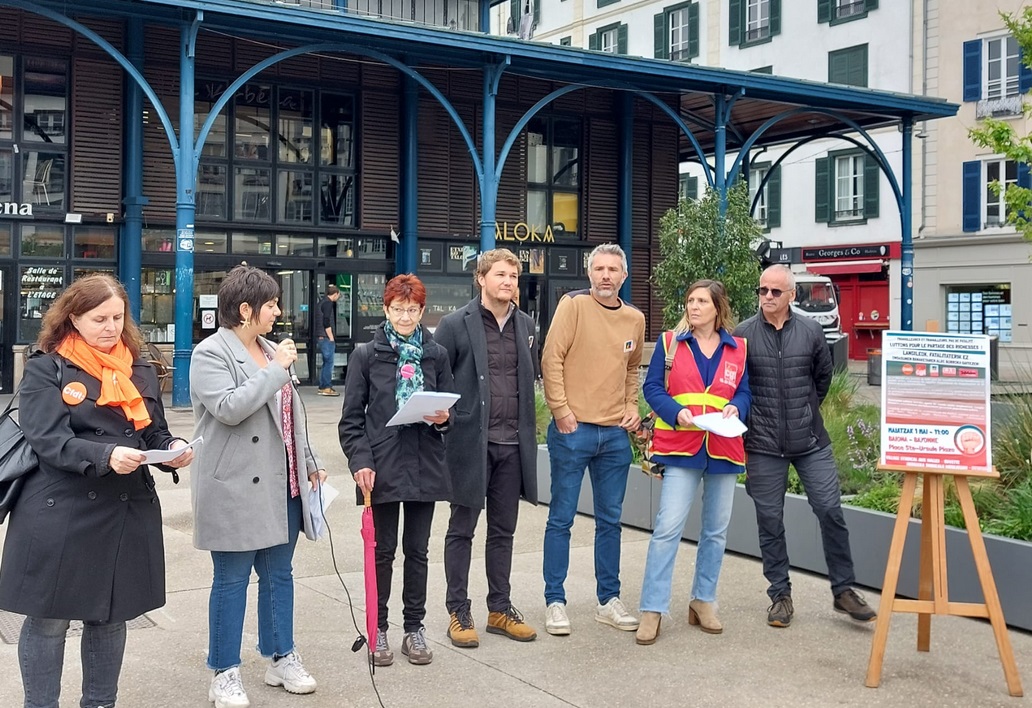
[{"xmin": 720, "ymin": 362, "xmax": 739, "ymax": 387}]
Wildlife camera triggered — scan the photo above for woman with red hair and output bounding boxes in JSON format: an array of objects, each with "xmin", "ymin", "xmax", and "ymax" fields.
[{"xmin": 339, "ymin": 274, "xmax": 455, "ymax": 667}]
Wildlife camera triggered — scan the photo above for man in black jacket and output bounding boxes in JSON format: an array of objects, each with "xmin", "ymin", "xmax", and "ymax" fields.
[
  {"xmin": 734, "ymin": 265, "xmax": 876, "ymax": 628},
  {"xmin": 314, "ymin": 285, "xmax": 340, "ymax": 396},
  {"xmin": 434, "ymin": 249, "xmax": 539, "ymax": 648}
]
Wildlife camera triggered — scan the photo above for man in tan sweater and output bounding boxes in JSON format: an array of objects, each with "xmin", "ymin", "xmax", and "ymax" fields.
[{"xmin": 541, "ymin": 243, "xmax": 645, "ymax": 636}]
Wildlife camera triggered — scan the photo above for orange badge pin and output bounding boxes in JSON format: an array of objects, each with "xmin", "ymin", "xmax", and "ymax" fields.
[{"xmin": 62, "ymin": 382, "xmax": 88, "ymax": 406}]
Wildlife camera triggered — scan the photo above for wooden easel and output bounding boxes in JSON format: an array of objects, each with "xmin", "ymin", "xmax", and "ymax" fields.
[{"xmin": 865, "ymin": 464, "xmax": 1023, "ymax": 697}]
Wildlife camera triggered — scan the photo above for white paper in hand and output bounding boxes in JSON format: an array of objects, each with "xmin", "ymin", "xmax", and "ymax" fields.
[
  {"xmin": 386, "ymin": 391, "xmax": 461, "ymax": 426},
  {"xmin": 308, "ymin": 481, "xmax": 339, "ymax": 540},
  {"xmin": 692, "ymin": 412, "xmax": 747, "ymax": 438},
  {"xmin": 139, "ymin": 437, "xmax": 203, "ymax": 464}
]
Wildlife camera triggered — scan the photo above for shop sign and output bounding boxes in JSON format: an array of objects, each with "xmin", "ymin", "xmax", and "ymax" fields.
[
  {"xmin": 1, "ymin": 202, "xmax": 33, "ymax": 217},
  {"xmin": 803, "ymin": 244, "xmax": 889, "ymax": 261},
  {"xmin": 494, "ymin": 221, "xmax": 557, "ymax": 243}
]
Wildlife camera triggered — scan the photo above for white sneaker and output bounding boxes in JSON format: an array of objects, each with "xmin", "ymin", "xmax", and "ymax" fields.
[
  {"xmin": 264, "ymin": 651, "xmax": 317, "ymax": 694},
  {"xmin": 545, "ymin": 602, "xmax": 571, "ymax": 636},
  {"xmin": 595, "ymin": 597, "xmax": 639, "ymax": 631},
  {"xmin": 209, "ymin": 667, "xmax": 250, "ymax": 708}
]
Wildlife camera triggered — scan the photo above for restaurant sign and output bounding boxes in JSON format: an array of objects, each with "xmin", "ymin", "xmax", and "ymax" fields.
[{"xmin": 1, "ymin": 202, "xmax": 34, "ymax": 217}]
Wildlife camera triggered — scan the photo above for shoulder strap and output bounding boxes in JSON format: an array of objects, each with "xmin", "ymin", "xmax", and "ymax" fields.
[{"xmin": 662, "ymin": 331, "xmax": 676, "ymax": 388}]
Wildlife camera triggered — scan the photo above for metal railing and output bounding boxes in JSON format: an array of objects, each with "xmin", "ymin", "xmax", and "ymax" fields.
[{"xmin": 248, "ymin": 0, "xmax": 481, "ymax": 32}]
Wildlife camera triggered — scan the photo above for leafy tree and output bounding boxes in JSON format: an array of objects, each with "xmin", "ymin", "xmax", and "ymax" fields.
[
  {"xmin": 968, "ymin": 8, "xmax": 1032, "ymax": 241},
  {"xmin": 652, "ymin": 181, "xmax": 763, "ymax": 328}
]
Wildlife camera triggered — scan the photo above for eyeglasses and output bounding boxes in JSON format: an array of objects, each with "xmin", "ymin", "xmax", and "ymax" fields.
[
  {"xmin": 388, "ymin": 306, "xmax": 422, "ymax": 318},
  {"xmin": 756, "ymin": 286, "xmax": 790, "ymax": 298}
]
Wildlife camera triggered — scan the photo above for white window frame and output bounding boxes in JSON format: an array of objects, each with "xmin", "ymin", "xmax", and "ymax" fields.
[
  {"xmin": 835, "ymin": 0, "xmax": 865, "ymax": 20},
  {"xmin": 669, "ymin": 7, "xmax": 692, "ymax": 62},
  {"xmin": 834, "ymin": 154, "xmax": 864, "ymax": 222},
  {"xmin": 599, "ymin": 27, "xmax": 618, "ymax": 53},
  {"xmin": 983, "ymin": 157, "xmax": 1017, "ymax": 228},
  {"xmin": 984, "ymin": 35, "xmax": 1020, "ymax": 100},
  {"xmin": 749, "ymin": 165, "xmax": 769, "ymax": 227},
  {"xmin": 745, "ymin": 0, "xmax": 769, "ymax": 43}
]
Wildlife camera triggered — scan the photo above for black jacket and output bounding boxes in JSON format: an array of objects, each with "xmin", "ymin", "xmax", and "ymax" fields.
[
  {"xmin": 433, "ymin": 296, "xmax": 539, "ymax": 509},
  {"xmin": 733, "ymin": 313, "xmax": 832, "ymax": 457},
  {"xmin": 339, "ymin": 323, "xmax": 455, "ymax": 505},
  {"xmin": 0, "ymin": 351, "xmax": 177, "ymax": 622}
]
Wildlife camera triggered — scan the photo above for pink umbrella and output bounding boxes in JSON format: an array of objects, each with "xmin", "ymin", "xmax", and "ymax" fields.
[{"xmin": 360, "ymin": 490, "xmax": 378, "ymax": 664}]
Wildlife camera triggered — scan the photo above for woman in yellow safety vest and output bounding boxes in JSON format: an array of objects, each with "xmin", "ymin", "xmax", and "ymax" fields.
[{"xmin": 635, "ymin": 279, "xmax": 751, "ymax": 645}]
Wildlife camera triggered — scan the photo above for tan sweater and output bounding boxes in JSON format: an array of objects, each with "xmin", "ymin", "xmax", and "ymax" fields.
[{"xmin": 541, "ymin": 290, "xmax": 646, "ymax": 426}]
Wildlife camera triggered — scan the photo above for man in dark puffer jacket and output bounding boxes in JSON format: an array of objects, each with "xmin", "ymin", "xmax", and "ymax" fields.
[{"xmin": 734, "ymin": 265, "xmax": 876, "ymax": 629}]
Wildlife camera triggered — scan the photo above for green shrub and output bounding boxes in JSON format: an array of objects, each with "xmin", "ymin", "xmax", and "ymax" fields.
[
  {"xmin": 991, "ymin": 392, "xmax": 1032, "ymax": 490},
  {"xmin": 984, "ymin": 480, "xmax": 1032, "ymax": 541},
  {"xmin": 849, "ymin": 474, "xmax": 902, "ymax": 514}
]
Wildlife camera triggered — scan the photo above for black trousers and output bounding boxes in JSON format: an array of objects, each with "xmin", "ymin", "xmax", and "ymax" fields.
[
  {"xmin": 371, "ymin": 500, "xmax": 436, "ymax": 633},
  {"xmin": 444, "ymin": 443, "xmax": 523, "ymax": 613}
]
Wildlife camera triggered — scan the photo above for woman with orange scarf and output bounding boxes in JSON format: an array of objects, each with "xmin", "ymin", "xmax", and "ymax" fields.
[{"xmin": 0, "ymin": 274, "xmax": 193, "ymax": 708}]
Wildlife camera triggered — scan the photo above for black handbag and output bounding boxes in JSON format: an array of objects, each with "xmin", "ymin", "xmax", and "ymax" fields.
[{"xmin": 0, "ymin": 389, "xmax": 38, "ymax": 523}]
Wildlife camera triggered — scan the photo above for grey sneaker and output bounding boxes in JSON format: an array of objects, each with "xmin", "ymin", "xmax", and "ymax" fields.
[
  {"xmin": 767, "ymin": 595, "xmax": 794, "ymax": 628},
  {"xmin": 401, "ymin": 627, "xmax": 433, "ymax": 665},
  {"xmin": 209, "ymin": 667, "xmax": 250, "ymax": 708},
  {"xmin": 594, "ymin": 597, "xmax": 639, "ymax": 631},
  {"xmin": 373, "ymin": 630, "xmax": 394, "ymax": 667}
]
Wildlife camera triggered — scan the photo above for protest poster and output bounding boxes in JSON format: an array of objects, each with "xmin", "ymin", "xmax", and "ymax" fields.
[{"xmin": 880, "ymin": 331, "xmax": 992, "ymax": 473}]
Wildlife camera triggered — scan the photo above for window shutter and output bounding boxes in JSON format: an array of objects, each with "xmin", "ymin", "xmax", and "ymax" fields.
[
  {"xmin": 617, "ymin": 23, "xmax": 628, "ymax": 55},
  {"xmin": 688, "ymin": 2, "xmax": 700, "ymax": 59},
  {"xmin": 770, "ymin": 0, "xmax": 781, "ymax": 37},
  {"xmin": 829, "ymin": 51, "xmax": 846, "ymax": 84},
  {"xmin": 857, "ymin": 45, "xmax": 868, "ymax": 87},
  {"xmin": 655, "ymin": 12, "xmax": 668, "ymax": 59},
  {"xmin": 1020, "ymin": 49, "xmax": 1032, "ymax": 95},
  {"xmin": 815, "ymin": 156, "xmax": 830, "ymax": 222},
  {"xmin": 961, "ymin": 160, "xmax": 981, "ymax": 232},
  {"xmin": 863, "ymin": 156, "xmax": 879, "ymax": 219},
  {"xmin": 766, "ymin": 165, "xmax": 781, "ymax": 228},
  {"xmin": 1019, "ymin": 162, "xmax": 1031, "ymax": 190},
  {"xmin": 729, "ymin": 0, "xmax": 742, "ymax": 46},
  {"xmin": 534, "ymin": 0, "xmax": 540, "ymax": 26},
  {"xmin": 866, "ymin": 0, "xmax": 878, "ymax": 10},
  {"xmin": 510, "ymin": 0, "xmax": 519, "ymax": 31},
  {"xmin": 963, "ymin": 40, "xmax": 982, "ymax": 102},
  {"xmin": 686, "ymin": 175, "xmax": 698, "ymax": 201},
  {"xmin": 589, "ymin": 31, "xmax": 600, "ymax": 51},
  {"xmin": 817, "ymin": 0, "xmax": 831, "ymax": 24}
]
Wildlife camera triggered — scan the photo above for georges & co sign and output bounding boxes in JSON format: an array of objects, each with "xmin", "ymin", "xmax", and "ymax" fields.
[{"xmin": 802, "ymin": 244, "xmax": 890, "ymax": 261}]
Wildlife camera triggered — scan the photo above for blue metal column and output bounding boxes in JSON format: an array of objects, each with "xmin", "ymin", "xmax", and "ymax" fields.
[
  {"xmin": 172, "ymin": 21, "xmax": 200, "ymax": 407},
  {"xmin": 900, "ymin": 116, "xmax": 914, "ymax": 331},
  {"xmin": 713, "ymin": 94, "xmax": 728, "ymax": 222},
  {"xmin": 479, "ymin": 1, "xmax": 491, "ymax": 33},
  {"xmin": 399, "ymin": 74, "xmax": 419, "ymax": 274},
  {"xmin": 479, "ymin": 63, "xmax": 506, "ymax": 252},
  {"xmin": 618, "ymin": 92, "xmax": 633, "ymax": 302},
  {"xmin": 121, "ymin": 18, "xmax": 145, "ymax": 320}
]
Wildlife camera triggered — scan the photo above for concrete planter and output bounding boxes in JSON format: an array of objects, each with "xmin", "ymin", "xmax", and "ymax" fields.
[{"xmin": 535, "ymin": 445, "xmax": 1032, "ymax": 631}]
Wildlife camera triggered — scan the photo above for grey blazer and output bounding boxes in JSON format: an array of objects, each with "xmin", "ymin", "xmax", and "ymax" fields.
[{"xmin": 190, "ymin": 328, "xmax": 321, "ymax": 551}]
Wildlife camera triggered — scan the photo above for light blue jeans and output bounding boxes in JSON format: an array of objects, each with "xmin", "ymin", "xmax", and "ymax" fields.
[{"xmin": 639, "ymin": 467, "xmax": 737, "ymax": 613}]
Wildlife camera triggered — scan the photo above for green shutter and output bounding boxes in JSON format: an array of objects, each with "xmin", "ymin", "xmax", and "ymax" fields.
[
  {"xmin": 817, "ymin": 0, "xmax": 831, "ymax": 24},
  {"xmin": 686, "ymin": 175, "xmax": 698, "ymax": 201},
  {"xmin": 815, "ymin": 157, "xmax": 831, "ymax": 222},
  {"xmin": 510, "ymin": 0, "xmax": 519, "ymax": 31},
  {"xmin": 829, "ymin": 50, "xmax": 847, "ymax": 84},
  {"xmin": 766, "ymin": 165, "xmax": 781, "ymax": 228},
  {"xmin": 589, "ymin": 31, "xmax": 599, "ymax": 51},
  {"xmin": 655, "ymin": 12, "xmax": 668, "ymax": 59},
  {"xmin": 617, "ymin": 23, "xmax": 628, "ymax": 55},
  {"xmin": 857, "ymin": 45, "xmax": 868, "ymax": 87},
  {"xmin": 534, "ymin": 0, "xmax": 540, "ymax": 25},
  {"xmin": 688, "ymin": 2, "xmax": 700, "ymax": 59},
  {"xmin": 729, "ymin": 0, "xmax": 742, "ymax": 46},
  {"xmin": 560, "ymin": 36, "xmax": 572, "ymax": 46},
  {"xmin": 866, "ymin": 0, "xmax": 878, "ymax": 10},
  {"xmin": 863, "ymin": 156, "xmax": 880, "ymax": 219},
  {"xmin": 770, "ymin": 0, "xmax": 781, "ymax": 37}
]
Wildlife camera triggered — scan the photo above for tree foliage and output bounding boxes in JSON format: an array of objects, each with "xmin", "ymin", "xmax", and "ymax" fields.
[
  {"xmin": 968, "ymin": 8, "xmax": 1032, "ymax": 241},
  {"xmin": 652, "ymin": 181, "xmax": 763, "ymax": 328}
]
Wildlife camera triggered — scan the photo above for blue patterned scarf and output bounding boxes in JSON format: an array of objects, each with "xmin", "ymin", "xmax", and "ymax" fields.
[{"xmin": 384, "ymin": 320, "xmax": 424, "ymax": 409}]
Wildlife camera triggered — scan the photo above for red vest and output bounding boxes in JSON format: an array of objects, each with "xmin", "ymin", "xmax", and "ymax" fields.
[{"xmin": 651, "ymin": 331, "xmax": 747, "ymax": 466}]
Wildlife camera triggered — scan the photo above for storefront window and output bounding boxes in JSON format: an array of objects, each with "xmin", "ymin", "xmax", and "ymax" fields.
[
  {"xmin": 143, "ymin": 228, "xmax": 174, "ymax": 252},
  {"xmin": 320, "ymin": 173, "xmax": 355, "ymax": 226},
  {"xmin": 22, "ymin": 151, "xmax": 64, "ymax": 211},
  {"xmin": 73, "ymin": 266, "xmax": 113, "ymax": 280},
  {"xmin": 418, "ymin": 275, "xmax": 474, "ymax": 331},
  {"xmin": 317, "ymin": 236, "xmax": 354, "ymax": 258},
  {"xmin": 197, "ymin": 164, "xmax": 227, "ymax": 219},
  {"xmin": 234, "ymin": 167, "xmax": 271, "ymax": 221},
  {"xmin": 279, "ymin": 170, "xmax": 314, "ymax": 223},
  {"xmin": 526, "ymin": 116, "xmax": 581, "ymax": 239},
  {"xmin": 232, "ymin": 231, "xmax": 273, "ymax": 255},
  {"xmin": 276, "ymin": 233, "xmax": 316, "ymax": 256},
  {"xmin": 73, "ymin": 227, "xmax": 116, "ymax": 259},
  {"xmin": 235, "ymin": 83, "xmax": 271, "ymax": 160},
  {"xmin": 356, "ymin": 237, "xmax": 388, "ymax": 260},
  {"xmin": 945, "ymin": 284, "xmax": 1012, "ymax": 342},
  {"xmin": 0, "ymin": 148, "xmax": 11, "ymax": 202},
  {"xmin": 278, "ymin": 88, "xmax": 313, "ymax": 164},
  {"xmin": 0, "ymin": 56, "xmax": 12, "ymax": 140},
  {"xmin": 196, "ymin": 230, "xmax": 228, "ymax": 254},
  {"xmin": 19, "ymin": 265, "xmax": 64, "ymax": 342},
  {"xmin": 321, "ymin": 94, "xmax": 355, "ymax": 168},
  {"xmin": 0, "ymin": 223, "xmax": 11, "ymax": 255},
  {"xmin": 23, "ymin": 57, "xmax": 67, "ymax": 145},
  {"xmin": 140, "ymin": 268, "xmax": 175, "ymax": 342},
  {"xmin": 20, "ymin": 224, "xmax": 64, "ymax": 258}
]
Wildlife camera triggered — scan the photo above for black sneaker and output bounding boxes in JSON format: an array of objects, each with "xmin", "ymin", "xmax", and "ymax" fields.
[
  {"xmin": 767, "ymin": 595, "xmax": 794, "ymax": 627},
  {"xmin": 834, "ymin": 589, "xmax": 877, "ymax": 622}
]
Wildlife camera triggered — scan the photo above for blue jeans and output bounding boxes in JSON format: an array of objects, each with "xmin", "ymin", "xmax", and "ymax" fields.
[
  {"xmin": 19, "ymin": 616, "xmax": 126, "ymax": 708},
  {"xmin": 317, "ymin": 337, "xmax": 335, "ymax": 389},
  {"xmin": 745, "ymin": 446, "xmax": 856, "ymax": 600},
  {"xmin": 207, "ymin": 493, "xmax": 302, "ymax": 671},
  {"xmin": 543, "ymin": 421, "xmax": 631, "ymax": 606},
  {"xmin": 639, "ymin": 467, "xmax": 737, "ymax": 612}
]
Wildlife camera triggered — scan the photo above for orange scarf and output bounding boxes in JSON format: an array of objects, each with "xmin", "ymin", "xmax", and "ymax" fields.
[{"xmin": 56, "ymin": 335, "xmax": 152, "ymax": 430}]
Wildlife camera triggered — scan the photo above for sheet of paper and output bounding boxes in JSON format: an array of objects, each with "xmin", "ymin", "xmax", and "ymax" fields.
[
  {"xmin": 139, "ymin": 436, "xmax": 203, "ymax": 464},
  {"xmin": 692, "ymin": 412, "xmax": 747, "ymax": 438},
  {"xmin": 386, "ymin": 392, "xmax": 461, "ymax": 427},
  {"xmin": 308, "ymin": 480, "xmax": 339, "ymax": 540}
]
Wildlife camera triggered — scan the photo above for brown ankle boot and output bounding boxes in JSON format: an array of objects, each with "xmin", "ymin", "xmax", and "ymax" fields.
[
  {"xmin": 635, "ymin": 611, "xmax": 662, "ymax": 645},
  {"xmin": 688, "ymin": 599, "xmax": 723, "ymax": 634},
  {"xmin": 487, "ymin": 607, "xmax": 537, "ymax": 642}
]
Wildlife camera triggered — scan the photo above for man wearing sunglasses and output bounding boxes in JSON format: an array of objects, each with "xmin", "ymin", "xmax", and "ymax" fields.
[{"xmin": 734, "ymin": 265, "xmax": 876, "ymax": 629}]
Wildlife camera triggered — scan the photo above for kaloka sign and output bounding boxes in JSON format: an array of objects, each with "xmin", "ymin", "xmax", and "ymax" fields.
[{"xmin": 1, "ymin": 202, "xmax": 34, "ymax": 216}]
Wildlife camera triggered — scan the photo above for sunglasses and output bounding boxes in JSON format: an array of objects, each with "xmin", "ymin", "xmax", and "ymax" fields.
[{"xmin": 756, "ymin": 286, "xmax": 790, "ymax": 298}]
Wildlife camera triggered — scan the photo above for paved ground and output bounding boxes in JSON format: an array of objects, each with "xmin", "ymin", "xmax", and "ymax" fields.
[{"xmin": 0, "ymin": 384, "xmax": 1030, "ymax": 707}]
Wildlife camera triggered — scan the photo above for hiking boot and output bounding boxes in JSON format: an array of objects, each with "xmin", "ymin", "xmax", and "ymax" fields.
[
  {"xmin": 544, "ymin": 602, "xmax": 571, "ymax": 636},
  {"xmin": 595, "ymin": 597, "xmax": 639, "ymax": 631},
  {"xmin": 264, "ymin": 651, "xmax": 316, "ymax": 694},
  {"xmin": 834, "ymin": 589, "xmax": 877, "ymax": 622},
  {"xmin": 209, "ymin": 667, "xmax": 250, "ymax": 708},
  {"xmin": 635, "ymin": 611, "xmax": 662, "ymax": 645},
  {"xmin": 487, "ymin": 606, "xmax": 537, "ymax": 642},
  {"xmin": 401, "ymin": 627, "xmax": 433, "ymax": 665},
  {"xmin": 317, "ymin": 387, "xmax": 340, "ymax": 396},
  {"xmin": 688, "ymin": 599, "xmax": 723, "ymax": 634},
  {"xmin": 372, "ymin": 630, "xmax": 394, "ymax": 667},
  {"xmin": 767, "ymin": 595, "xmax": 794, "ymax": 628},
  {"xmin": 447, "ymin": 604, "xmax": 480, "ymax": 648}
]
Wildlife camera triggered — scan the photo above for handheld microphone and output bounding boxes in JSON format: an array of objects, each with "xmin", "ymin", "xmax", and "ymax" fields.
[{"xmin": 270, "ymin": 335, "xmax": 301, "ymax": 386}]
